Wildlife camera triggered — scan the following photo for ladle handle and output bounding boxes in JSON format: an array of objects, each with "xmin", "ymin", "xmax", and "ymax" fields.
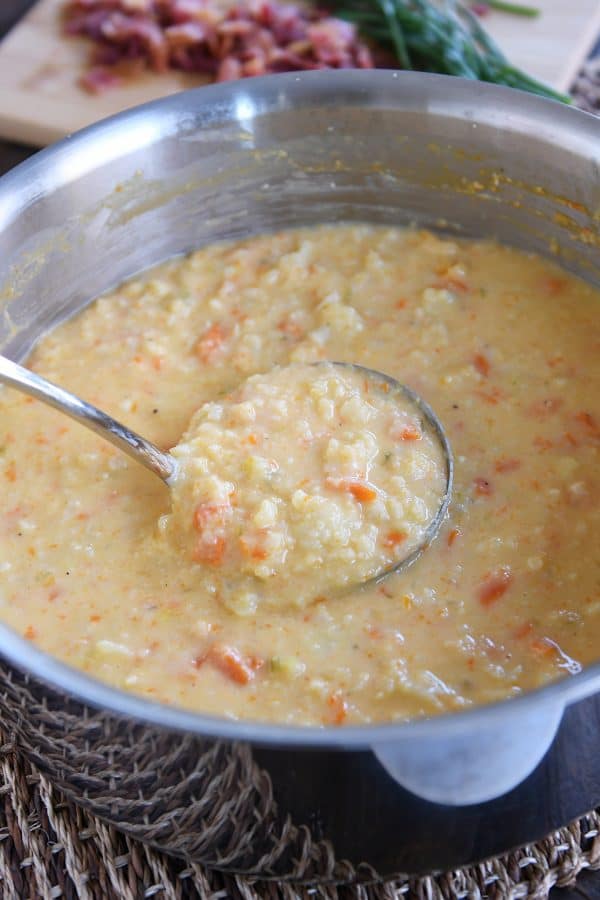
[{"xmin": 0, "ymin": 354, "xmax": 176, "ymax": 483}]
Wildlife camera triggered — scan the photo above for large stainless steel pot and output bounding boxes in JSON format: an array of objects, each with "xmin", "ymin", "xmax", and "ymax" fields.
[{"xmin": 0, "ymin": 71, "xmax": 599, "ymax": 882}]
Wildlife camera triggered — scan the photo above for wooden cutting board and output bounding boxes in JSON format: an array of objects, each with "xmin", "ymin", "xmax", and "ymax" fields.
[{"xmin": 0, "ymin": 0, "xmax": 599, "ymax": 147}]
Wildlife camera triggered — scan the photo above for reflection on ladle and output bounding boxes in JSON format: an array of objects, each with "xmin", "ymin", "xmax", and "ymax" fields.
[{"xmin": 0, "ymin": 355, "xmax": 452, "ymax": 584}]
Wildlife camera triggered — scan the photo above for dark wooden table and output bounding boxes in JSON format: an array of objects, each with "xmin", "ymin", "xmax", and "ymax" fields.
[{"xmin": 0, "ymin": 2, "xmax": 599, "ymax": 897}]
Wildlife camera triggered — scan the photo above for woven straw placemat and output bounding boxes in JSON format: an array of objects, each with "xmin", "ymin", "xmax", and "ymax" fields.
[{"xmin": 0, "ymin": 731, "xmax": 599, "ymax": 900}]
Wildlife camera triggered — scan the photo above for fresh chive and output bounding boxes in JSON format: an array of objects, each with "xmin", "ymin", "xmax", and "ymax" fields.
[
  {"xmin": 377, "ymin": 0, "xmax": 412, "ymax": 69},
  {"xmin": 325, "ymin": 0, "xmax": 571, "ymax": 103},
  {"xmin": 484, "ymin": 1, "xmax": 541, "ymax": 17}
]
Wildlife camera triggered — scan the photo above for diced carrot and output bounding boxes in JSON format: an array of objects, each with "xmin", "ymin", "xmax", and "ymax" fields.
[
  {"xmin": 494, "ymin": 458, "xmax": 521, "ymax": 474},
  {"xmin": 478, "ymin": 567, "xmax": 513, "ymax": 607},
  {"xmin": 473, "ymin": 353, "xmax": 490, "ymax": 377},
  {"xmin": 192, "ymin": 536, "xmax": 226, "ymax": 565},
  {"xmin": 395, "ymin": 298, "xmax": 408, "ymax": 309},
  {"xmin": 246, "ymin": 433, "xmax": 258, "ymax": 445},
  {"xmin": 394, "ymin": 424, "xmax": 422, "ymax": 442},
  {"xmin": 447, "ymin": 527, "xmax": 462, "ymax": 547},
  {"xmin": 193, "ymin": 502, "xmax": 230, "ymax": 533},
  {"xmin": 207, "ymin": 643, "xmax": 255, "ymax": 685},
  {"xmin": 24, "ymin": 625, "xmax": 36, "ymax": 640},
  {"xmin": 348, "ymin": 483, "xmax": 378, "ymax": 502},
  {"xmin": 326, "ymin": 691, "xmax": 348, "ymax": 726},
  {"xmin": 473, "ymin": 477, "xmax": 492, "ymax": 496},
  {"xmin": 326, "ymin": 478, "xmax": 377, "ymax": 503},
  {"xmin": 239, "ymin": 535, "xmax": 268, "ymax": 560},
  {"xmin": 5, "ymin": 461, "xmax": 16, "ymax": 483},
  {"xmin": 89, "ymin": 614, "xmax": 101, "ymax": 623},
  {"xmin": 384, "ymin": 529, "xmax": 407, "ymax": 547},
  {"xmin": 195, "ymin": 323, "xmax": 228, "ymax": 364},
  {"xmin": 563, "ymin": 432, "xmax": 579, "ymax": 448},
  {"xmin": 533, "ymin": 436, "xmax": 553, "ymax": 451}
]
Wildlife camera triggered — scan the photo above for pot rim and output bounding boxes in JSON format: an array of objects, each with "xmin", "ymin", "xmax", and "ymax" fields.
[{"xmin": 1, "ymin": 69, "xmax": 599, "ymax": 748}]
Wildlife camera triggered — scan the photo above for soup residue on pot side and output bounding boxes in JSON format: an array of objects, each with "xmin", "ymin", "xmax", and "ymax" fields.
[{"xmin": 0, "ymin": 224, "xmax": 598, "ymax": 725}]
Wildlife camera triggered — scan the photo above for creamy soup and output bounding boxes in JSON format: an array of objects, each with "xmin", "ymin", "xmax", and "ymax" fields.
[
  {"xmin": 0, "ymin": 225, "xmax": 598, "ymax": 725},
  {"xmin": 164, "ymin": 361, "xmax": 448, "ymax": 614}
]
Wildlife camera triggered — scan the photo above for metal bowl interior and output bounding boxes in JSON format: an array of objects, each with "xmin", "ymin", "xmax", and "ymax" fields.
[{"xmin": 0, "ymin": 71, "xmax": 599, "ymax": 877}]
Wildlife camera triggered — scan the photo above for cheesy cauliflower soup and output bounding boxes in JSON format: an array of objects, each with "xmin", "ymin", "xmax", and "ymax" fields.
[
  {"xmin": 164, "ymin": 362, "xmax": 449, "ymax": 614},
  {"xmin": 0, "ymin": 225, "xmax": 598, "ymax": 725}
]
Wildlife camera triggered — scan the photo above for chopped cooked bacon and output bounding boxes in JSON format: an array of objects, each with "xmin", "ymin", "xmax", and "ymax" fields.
[
  {"xmin": 63, "ymin": 0, "xmax": 374, "ymax": 92},
  {"xmin": 81, "ymin": 65, "xmax": 124, "ymax": 91}
]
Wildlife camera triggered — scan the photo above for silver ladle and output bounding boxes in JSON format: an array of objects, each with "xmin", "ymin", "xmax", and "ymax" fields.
[
  {"xmin": 0, "ymin": 355, "xmax": 453, "ymax": 576},
  {"xmin": 0, "ymin": 353, "xmax": 177, "ymax": 483}
]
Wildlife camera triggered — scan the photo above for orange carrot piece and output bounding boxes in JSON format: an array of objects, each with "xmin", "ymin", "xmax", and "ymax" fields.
[
  {"xmin": 473, "ymin": 353, "xmax": 490, "ymax": 377},
  {"xmin": 195, "ymin": 323, "xmax": 228, "ymax": 364},
  {"xmin": 239, "ymin": 535, "xmax": 268, "ymax": 560},
  {"xmin": 447, "ymin": 527, "xmax": 462, "ymax": 547},
  {"xmin": 348, "ymin": 482, "xmax": 378, "ymax": 502},
  {"xmin": 326, "ymin": 478, "xmax": 377, "ymax": 503},
  {"xmin": 192, "ymin": 536, "xmax": 226, "ymax": 565},
  {"xmin": 207, "ymin": 643, "xmax": 255, "ymax": 685},
  {"xmin": 494, "ymin": 458, "xmax": 521, "ymax": 474},
  {"xmin": 5, "ymin": 461, "xmax": 16, "ymax": 483},
  {"xmin": 384, "ymin": 529, "xmax": 407, "ymax": 547},
  {"xmin": 326, "ymin": 691, "xmax": 348, "ymax": 726},
  {"xmin": 24, "ymin": 625, "xmax": 36, "ymax": 640},
  {"xmin": 478, "ymin": 567, "xmax": 513, "ymax": 607},
  {"xmin": 395, "ymin": 424, "xmax": 422, "ymax": 441},
  {"xmin": 193, "ymin": 502, "xmax": 230, "ymax": 533}
]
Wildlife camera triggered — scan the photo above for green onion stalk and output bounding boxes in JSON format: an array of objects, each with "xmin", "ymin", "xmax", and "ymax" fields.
[{"xmin": 325, "ymin": 0, "xmax": 571, "ymax": 103}]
